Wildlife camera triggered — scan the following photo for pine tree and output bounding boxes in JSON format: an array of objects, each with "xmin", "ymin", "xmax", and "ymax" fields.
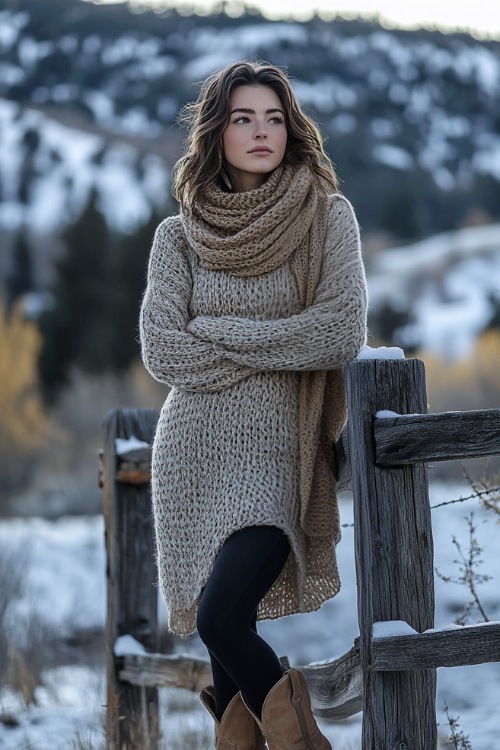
[
  {"xmin": 109, "ymin": 210, "xmax": 162, "ymax": 373},
  {"xmin": 6, "ymin": 231, "xmax": 34, "ymax": 309},
  {"xmin": 38, "ymin": 188, "xmax": 112, "ymax": 402}
]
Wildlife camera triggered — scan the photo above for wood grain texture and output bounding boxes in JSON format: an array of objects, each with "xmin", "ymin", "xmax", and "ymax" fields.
[
  {"xmin": 372, "ymin": 622, "xmax": 500, "ymax": 670},
  {"xmin": 375, "ymin": 409, "xmax": 500, "ymax": 465},
  {"xmin": 102, "ymin": 408, "xmax": 159, "ymax": 750},
  {"xmin": 119, "ymin": 643, "xmax": 363, "ymax": 720},
  {"xmin": 345, "ymin": 358, "xmax": 437, "ymax": 750}
]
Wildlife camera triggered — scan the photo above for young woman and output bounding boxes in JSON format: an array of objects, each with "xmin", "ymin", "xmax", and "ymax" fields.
[{"xmin": 140, "ymin": 61, "xmax": 368, "ymax": 750}]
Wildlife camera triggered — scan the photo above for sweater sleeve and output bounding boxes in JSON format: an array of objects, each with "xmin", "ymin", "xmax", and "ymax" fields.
[
  {"xmin": 187, "ymin": 196, "xmax": 368, "ymax": 371},
  {"xmin": 139, "ymin": 217, "xmax": 254, "ymax": 391}
]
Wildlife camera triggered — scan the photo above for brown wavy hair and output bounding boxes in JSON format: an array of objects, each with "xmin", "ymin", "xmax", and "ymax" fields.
[{"xmin": 172, "ymin": 61, "xmax": 339, "ymax": 207}]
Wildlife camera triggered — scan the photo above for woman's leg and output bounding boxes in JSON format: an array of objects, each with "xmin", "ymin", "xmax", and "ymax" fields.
[
  {"xmin": 197, "ymin": 526, "xmax": 290, "ymax": 720},
  {"xmin": 206, "ymin": 609, "xmax": 258, "ymax": 716}
]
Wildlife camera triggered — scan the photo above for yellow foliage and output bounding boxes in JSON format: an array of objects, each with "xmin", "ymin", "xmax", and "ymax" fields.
[
  {"xmin": 0, "ymin": 297, "xmax": 52, "ymax": 458},
  {"xmin": 422, "ymin": 329, "xmax": 500, "ymax": 412}
]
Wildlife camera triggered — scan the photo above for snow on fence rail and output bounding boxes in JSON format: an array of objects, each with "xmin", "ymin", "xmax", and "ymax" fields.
[{"xmin": 99, "ymin": 357, "xmax": 500, "ymax": 750}]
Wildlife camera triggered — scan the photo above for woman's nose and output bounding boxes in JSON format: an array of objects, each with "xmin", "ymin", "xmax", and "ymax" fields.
[{"xmin": 254, "ymin": 122, "xmax": 268, "ymax": 138}]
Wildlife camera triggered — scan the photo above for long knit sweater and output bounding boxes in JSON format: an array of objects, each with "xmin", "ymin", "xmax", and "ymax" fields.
[{"xmin": 139, "ymin": 193, "xmax": 368, "ymax": 637}]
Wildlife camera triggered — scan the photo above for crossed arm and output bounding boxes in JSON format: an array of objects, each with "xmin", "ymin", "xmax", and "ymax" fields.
[{"xmin": 139, "ymin": 197, "xmax": 367, "ymax": 392}]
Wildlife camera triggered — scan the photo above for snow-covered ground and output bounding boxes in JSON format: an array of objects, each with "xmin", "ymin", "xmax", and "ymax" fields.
[
  {"xmin": 368, "ymin": 221, "xmax": 500, "ymax": 361},
  {"xmin": 0, "ymin": 481, "xmax": 499, "ymax": 749}
]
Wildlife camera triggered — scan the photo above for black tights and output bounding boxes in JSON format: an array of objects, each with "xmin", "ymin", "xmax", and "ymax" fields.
[{"xmin": 196, "ymin": 525, "xmax": 291, "ymax": 720}]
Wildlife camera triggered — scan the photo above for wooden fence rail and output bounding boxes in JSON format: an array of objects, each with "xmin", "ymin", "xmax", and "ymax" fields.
[{"xmin": 100, "ymin": 357, "xmax": 500, "ymax": 749}]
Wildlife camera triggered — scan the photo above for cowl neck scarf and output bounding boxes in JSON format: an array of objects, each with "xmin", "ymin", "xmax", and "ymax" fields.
[
  {"xmin": 181, "ymin": 164, "xmax": 344, "ymax": 546},
  {"xmin": 181, "ymin": 164, "xmax": 327, "ymax": 305}
]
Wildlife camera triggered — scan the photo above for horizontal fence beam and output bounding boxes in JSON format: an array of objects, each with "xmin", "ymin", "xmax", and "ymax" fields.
[
  {"xmin": 374, "ymin": 408, "xmax": 500, "ymax": 465},
  {"xmin": 300, "ymin": 641, "xmax": 362, "ymax": 720},
  {"xmin": 372, "ymin": 622, "xmax": 500, "ymax": 670},
  {"xmin": 118, "ymin": 642, "xmax": 363, "ymax": 720},
  {"xmin": 120, "ymin": 653, "xmax": 212, "ymax": 692}
]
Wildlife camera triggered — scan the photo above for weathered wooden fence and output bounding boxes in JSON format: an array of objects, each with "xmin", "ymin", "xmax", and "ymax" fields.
[{"xmin": 99, "ymin": 357, "xmax": 500, "ymax": 749}]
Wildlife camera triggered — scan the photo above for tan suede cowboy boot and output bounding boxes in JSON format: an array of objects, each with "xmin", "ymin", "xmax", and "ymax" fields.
[
  {"xmin": 243, "ymin": 668, "xmax": 332, "ymax": 750},
  {"xmin": 200, "ymin": 685, "xmax": 266, "ymax": 750}
]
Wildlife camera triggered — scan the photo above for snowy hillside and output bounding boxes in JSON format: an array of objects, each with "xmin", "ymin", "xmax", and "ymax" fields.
[
  {"xmin": 1, "ymin": 1, "xmax": 500, "ymax": 361},
  {"xmin": 368, "ymin": 222, "xmax": 500, "ymax": 359},
  {"xmin": 1, "ymin": 0, "xmax": 500, "ymax": 241},
  {"xmin": 0, "ymin": 98, "xmax": 170, "ymax": 234}
]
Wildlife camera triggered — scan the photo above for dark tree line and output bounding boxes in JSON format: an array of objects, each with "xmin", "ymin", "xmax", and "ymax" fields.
[
  {"xmin": 24, "ymin": 191, "xmax": 166, "ymax": 404},
  {"xmin": 3, "ymin": 0, "xmax": 500, "ymax": 242}
]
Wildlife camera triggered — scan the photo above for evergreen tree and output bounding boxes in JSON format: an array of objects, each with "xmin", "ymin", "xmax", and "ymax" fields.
[
  {"xmin": 38, "ymin": 188, "xmax": 112, "ymax": 402},
  {"xmin": 6, "ymin": 231, "xmax": 34, "ymax": 309},
  {"xmin": 378, "ymin": 188, "xmax": 420, "ymax": 241},
  {"xmin": 109, "ymin": 210, "xmax": 162, "ymax": 373}
]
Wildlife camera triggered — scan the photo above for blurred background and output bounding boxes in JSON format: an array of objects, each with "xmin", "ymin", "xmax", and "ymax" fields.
[
  {"xmin": 0, "ymin": 0, "xmax": 499, "ymax": 747},
  {"xmin": 1, "ymin": 0, "xmax": 500, "ymax": 516}
]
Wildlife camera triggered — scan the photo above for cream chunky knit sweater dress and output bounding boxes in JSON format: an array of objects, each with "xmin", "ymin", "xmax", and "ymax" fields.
[{"xmin": 140, "ymin": 191, "xmax": 367, "ymax": 637}]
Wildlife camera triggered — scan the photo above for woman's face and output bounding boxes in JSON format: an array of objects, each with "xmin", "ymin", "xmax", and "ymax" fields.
[{"xmin": 222, "ymin": 84, "xmax": 288, "ymax": 193}]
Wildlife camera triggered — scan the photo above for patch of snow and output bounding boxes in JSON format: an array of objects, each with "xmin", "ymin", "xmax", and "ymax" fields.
[
  {"xmin": 58, "ymin": 34, "xmax": 78, "ymax": 55},
  {"xmin": 473, "ymin": 134, "xmax": 500, "ymax": 179},
  {"xmin": 372, "ymin": 143, "xmax": 414, "ymax": 170},
  {"xmin": 50, "ymin": 83, "xmax": 79, "ymax": 103},
  {"xmin": 388, "ymin": 82, "xmax": 408, "ymax": 104},
  {"xmin": 467, "ymin": 46, "xmax": 500, "ymax": 97},
  {"xmin": 95, "ymin": 144, "xmax": 153, "ymax": 231},
  {"xmin": 142, "ymin": 154, "xmax": 171, "ymax": 209},
  {"xmin": 424, "ymin": 623, "xmax": 465, "ymax": 633},
  {"xmin": 115, "ymin": 436, "xmax": 150, "ymax": 455},
  {"xmin": 0, "ymin": 516, "xmax": 105, "ymax": 634},
  {"xmin": 18, "ymin": 37, "xmax": 54, "ymax": 72},
  {"xmin": 369, "ymin": 30, "xmax": 415, "ymax": 77},
  {"xmin": 82, "ymin": 34, "xmax": 101, "ymax": 56},
  {"xmin": 371, "ymin": 118, "xmax": 397, "ymax": 138},
  {"xmin": 373, "ymin": 223, "xmax": 500, "ymax": 276},
  {"xmin": 294, "ymin": 79, "xmax": 356, "ymax": 112},
  {"xmin": 0, "ymin": 63, "xmax": 25, "ymax": 86},
  {"xmin": 0, "ymin": 666, "xmax": 105, "ymax": 750},
  {"xmin": 101, "ymin": 34, "xmax": 161, "ymax": 66},
  {"xmin": 356, "ymin": 344, "xmax": 405, "ymax": 360},
  {"xmin": 82, "ymin": 89, "xmax": 115, "ymax": 123},
  {"xmin": 114, "ymin": 634, "xmax": 146, "ymax": 657},
  {"xmin": 127, "ymin": 55, "xmax": 176, "ymax": 81},
  {"xmin": 0, "ymin": 12, "xmax": 21, "ymax": 49},
  {"xmin": 373, "ymin": 620, "xmax": 418, "ymax": 638},
  {"xmin": 375, "ymin": 410, "xmax": 401, "ymax": 418},
  {"xmin": 293, "ymin": 80, "xmax": 336, "ymax": 113},
  {"xmin": 183, "ymin": 51, "xmax": 240, "ymax": 80},
  {"xmin": 19, "ymin": 291, "xmax": 54, "ymax": 319},
  {"xmin": 331, "ymin": 112, "xmax": 356, "ymax": 134},
  {"xmin": 118, "ymin": 107, "xmax": 162, "ymax": 138}
]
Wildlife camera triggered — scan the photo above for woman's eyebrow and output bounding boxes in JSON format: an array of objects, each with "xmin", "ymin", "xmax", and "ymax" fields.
[{"xmin": 229, "ymin": 107, "xmax": 284, "ymax": 115}]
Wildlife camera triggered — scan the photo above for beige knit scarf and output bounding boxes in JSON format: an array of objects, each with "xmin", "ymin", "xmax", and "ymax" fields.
[{"xmin": 182, "ymin": 164, "xmax": 345, "ymax": 541}]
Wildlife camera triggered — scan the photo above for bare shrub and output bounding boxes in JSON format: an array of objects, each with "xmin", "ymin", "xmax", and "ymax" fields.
[
  {"xmin": 0, "ymin": 542, "xmax": 30, "ymax": 675},
  {"xmin": 0, "ymin": 540, "xmax": 67, "ymax": 706},
  {"xmin": 68, "ymin": 731, "xmax": 105, "ymax": 750},
  {"xmin": 443, "ymin": 702, "xmax": 473, "ymax": 749},
  {"xmin": 0, "ymin": 297, "xmax": 55, "ymax": 508}
]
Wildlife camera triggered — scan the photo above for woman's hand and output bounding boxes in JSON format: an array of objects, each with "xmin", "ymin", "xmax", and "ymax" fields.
[{"xmin": 185, "ymin": 319, "xmax": 195, "ymax": 334}]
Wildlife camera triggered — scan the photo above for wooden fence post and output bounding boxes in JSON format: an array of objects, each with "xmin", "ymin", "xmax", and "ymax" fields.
[
  {"xmin": 345, "ymin": 358, "xmax": 437, "ymax": 750},
  {"xmin": 102, "ymin": 407, "xmax": 159, "ymax": 750}
]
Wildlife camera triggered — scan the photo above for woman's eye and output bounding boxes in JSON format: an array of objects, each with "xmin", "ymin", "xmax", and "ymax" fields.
[
  {"xmin": 234, "ymin": 116, "xmax": 250, "ymax": 124},
  {"xmin": 269, "ymin": 116, "xmax": 284, "ymax": 124}
]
